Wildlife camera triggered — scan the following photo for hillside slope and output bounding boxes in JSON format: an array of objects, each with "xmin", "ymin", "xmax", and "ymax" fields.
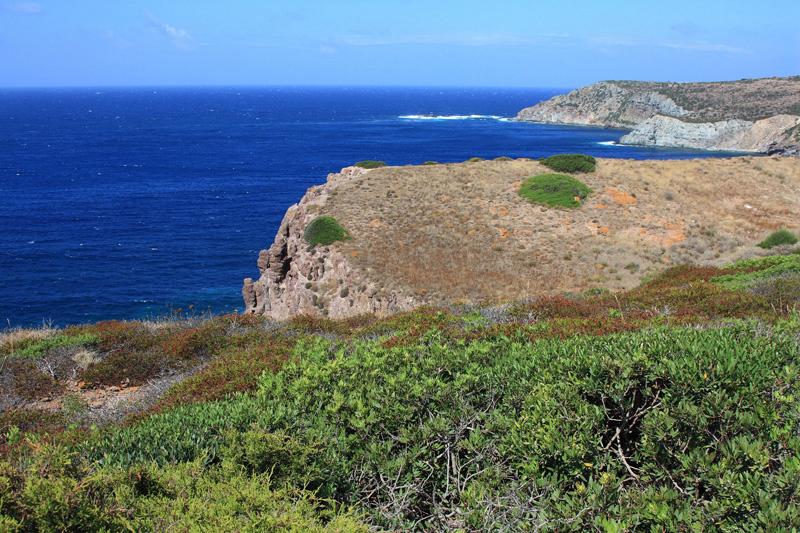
[
  {"xmin": 4, "ymin": 249, "xmax": 800, "ymax": 530},
  {"xmin": 516, "ymin": 77, "xmax": 800, "ymax": 154},
  {"xmin": 244, "ymin": 157, "xmax": 800, "ymax": 319}
]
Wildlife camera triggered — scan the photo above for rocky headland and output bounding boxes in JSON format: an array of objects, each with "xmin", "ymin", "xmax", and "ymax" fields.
[
  {"xmin": 244, "ymin": 157, "xmax": 800, "ymax": 319},
  {"xmin": 516, "ymin": 77, "xmax": 800, "ymax": 154}
]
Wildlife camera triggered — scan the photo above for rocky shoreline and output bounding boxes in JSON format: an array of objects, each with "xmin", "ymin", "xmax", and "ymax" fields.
[{"xmin": 516, "ymin": 77, "xmax": 800, "ymax": 154}]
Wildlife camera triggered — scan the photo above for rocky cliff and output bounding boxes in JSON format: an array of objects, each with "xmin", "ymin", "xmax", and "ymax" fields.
[
  {"xmin": 517, "ymin": 77, "xmax": 800, "ymax": 154},
  {"xmin": 242, "ymin": 166, "xmax": 417, "ymax": 320},
  {"xmin": 245, "ymin": 157, "xmax": 800, "ymax": 320}
]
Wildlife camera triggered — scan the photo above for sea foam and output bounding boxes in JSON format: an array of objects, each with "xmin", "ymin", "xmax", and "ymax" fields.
[{"xmin": 399, "ymin": 114, "xmax": 507, "ymax": 121}]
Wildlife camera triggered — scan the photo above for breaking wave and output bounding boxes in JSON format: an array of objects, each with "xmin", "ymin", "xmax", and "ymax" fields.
[{"xmin": 399, "ymin": 114, "xmax": 510, "ymax": 121}]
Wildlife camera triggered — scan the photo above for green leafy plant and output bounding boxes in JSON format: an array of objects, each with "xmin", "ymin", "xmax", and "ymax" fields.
[
  {"xmin": 353, "ymin": 160, "xmax": 386, "ymax": 169},
  {"xmin": 303, "ymin": 216, "xmax": 349, "ymax": 246},
  {"xmin": 9, "ymin": 333, "xmax": 98, "ymax": 359},
  {"xmin": 540, "ymin": 153, "xmax": 596, "ymax": 173},
  {"xmin": 518, "ymin": 173, "xmax": 592, "ymax": 208},
  {"xmin": 758, "ymin": 229, "xmax": 798, "ymax": 249}
]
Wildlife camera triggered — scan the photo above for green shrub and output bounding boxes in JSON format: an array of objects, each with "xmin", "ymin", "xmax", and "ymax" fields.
[
  {"xmin": 303, "ymin": 216, "xmax": 349, "ymax": 246},
  {"xmin": 713, "ymin": 252, "xmax": 800, "ymax": 290},
  {"xmin": 353, "ymin": 160, "xmax": 386, "ymax": 169},
  {"xmin": 518, "ymin": 173, "xmax": 592, "ymax": 208},
  {"xmin": 541, "ymin": 153, "xmax": 596, "ymax": 173},
  {"xmin": 4, "ymin": 452, "xmax": 366, "ymax": 531},
  {"xmin": 758, "ymin": 229, "xmax": 798, "ymax": 249},
  {"xmin": 422, "ymin": 161, "xmax": 439, "ymax": 165},
  {"xmin": 466, "ymin": 157, "xmax": 483, "ymax": 163},
  {"xmin": 494, "ymin": 156, "xmax": 513, "ymax": 161},
  {"xmin": 9, "ymin": 333, "xmax": 98, "ymax": 359},
  {"xmin": 81, "ymin": 321, "xmax": 800, "ymax": 529}
]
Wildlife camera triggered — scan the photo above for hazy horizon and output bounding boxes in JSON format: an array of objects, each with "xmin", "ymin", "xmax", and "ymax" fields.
[{"xmin": 1, "ymin": 0, "xmax": 797, "ymax": 88}]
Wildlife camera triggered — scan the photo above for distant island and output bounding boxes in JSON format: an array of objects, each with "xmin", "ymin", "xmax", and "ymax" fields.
[{"xmin": 516, "ymin": 76, "xmax": 800, "ymax": 154}]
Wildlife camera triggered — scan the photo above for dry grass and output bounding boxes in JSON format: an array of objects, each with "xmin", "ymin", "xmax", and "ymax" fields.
[
  {"xmin": 615, "ymin": 77, "xmax": 800, "ymax": 122},
  {"xmin": 324, "ymin": 157, "xmax": 800, "ymax": 305},
  {"xmin": 0, "ymin": 326, "xmax": 56, "ymax": 355}
]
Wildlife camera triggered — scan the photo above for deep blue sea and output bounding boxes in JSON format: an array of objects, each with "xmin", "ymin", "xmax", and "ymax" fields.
[{"xmin": 0, "ymin": 87, "xmax": 736, "ymax": 328}]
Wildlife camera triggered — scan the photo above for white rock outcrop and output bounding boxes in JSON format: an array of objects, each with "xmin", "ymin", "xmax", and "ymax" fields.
[{"xmin": 620, "ymin": 114, "xmax": 800, "ymax": 152}]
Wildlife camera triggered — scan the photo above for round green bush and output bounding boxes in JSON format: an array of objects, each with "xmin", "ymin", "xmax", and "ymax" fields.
[
  {"xmin": 519, "ymin": 173, "xmax": 592, "ymax": 208},
  {"xmin": 303, "ymin": 216, "xmax": 349, "ymax": 246},
  {"xmin": 353, "ymin": 160, "xmax": 386, "ymax": 169},
  {"xmin": 541, "ymin": 154, "xmax": 596, "ymax": 173},
  {"xmin": 466, "ymin": 157, "xmax": 484, "ymax": 163},
  {"xmin": 758, "ymin": 229, "xmax": 798, "ymax": 249}
]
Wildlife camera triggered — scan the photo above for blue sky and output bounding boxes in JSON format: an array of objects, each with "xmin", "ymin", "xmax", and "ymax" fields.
[{"xmin": 1, "ymin": 0, "xmax": 798, "ymax": 87}]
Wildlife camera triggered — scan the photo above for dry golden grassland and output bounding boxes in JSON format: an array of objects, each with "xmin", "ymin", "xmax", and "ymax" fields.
[{"xmin": 324, "ymin": 157, "xmax": 800, "ymax": 305}]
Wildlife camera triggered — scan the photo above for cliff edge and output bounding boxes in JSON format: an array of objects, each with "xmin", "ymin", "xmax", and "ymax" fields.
[
  {"xmin": 517, "ymin": 77, "xmax": 800, "ymax": 154},
  {"xmin": 245, "ymin": 157, "xmax": 800, "ymax": 319}
]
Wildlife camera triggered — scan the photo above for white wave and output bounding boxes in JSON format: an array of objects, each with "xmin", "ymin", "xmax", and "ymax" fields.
[
  {"xmin": 399, "ymin": 114, "xmax": 507, "ymax": 121},
  {"xmin": 596, "ymin": 141, "xmax": 619, "ymax": 146}
]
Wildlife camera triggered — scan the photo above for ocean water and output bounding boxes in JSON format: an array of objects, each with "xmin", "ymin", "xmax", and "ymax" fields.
[{"xmin": 0, "ymin": 87, "xmax": 737, "ymax": 328}]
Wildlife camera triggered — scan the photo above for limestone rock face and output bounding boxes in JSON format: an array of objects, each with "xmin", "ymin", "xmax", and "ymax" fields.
[
  {"xmin": 242, "ymin": 167, "xmax": 418, "ymax": 320},
  {"xmin": 516, "ymin": 82, "xmax": 688, "ymax": 127},
  {"xmin": 620, "ymin": 114, "xmax": 800, "ymax": 152}
]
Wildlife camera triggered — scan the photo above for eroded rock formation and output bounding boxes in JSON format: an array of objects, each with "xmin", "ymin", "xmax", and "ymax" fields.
[{"xmin": 242, "ymin": 166, "xmax": 417, "ymax": 320}]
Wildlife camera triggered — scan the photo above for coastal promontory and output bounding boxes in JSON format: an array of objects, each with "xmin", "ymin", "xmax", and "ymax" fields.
[
  {"xmin": 516, "ymin": 77, "xmax": 800, "ymax": 154},
  {"xmin": 244, "ymin": 156, "xmax": 800, "ymax": 319}
]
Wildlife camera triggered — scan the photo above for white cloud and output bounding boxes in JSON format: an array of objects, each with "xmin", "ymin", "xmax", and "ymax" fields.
[
  {"xmin": 145, "ymin": 10, "xmax": 194, "ymax": 50},
  {"xmin": 659, "ymin": 41, "xmax": 749, "ymax": 54},
  {"xmin": 5, "ymin": 2, "xmax": 42, "ymax": 14},
  {"xmin": 339, "ymin": 33, "xmax": 571, "ymax": 47},
  {"xmin": 337, "ymin": 31, "xmax": 749, "ymax": 56},
  {"xmin": 590, "ymin": 36, "xmax": 750, "ymax": 55}
]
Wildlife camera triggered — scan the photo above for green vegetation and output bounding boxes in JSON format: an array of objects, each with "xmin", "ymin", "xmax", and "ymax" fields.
[
  {"xmin": 422, "ymin": 160, "xmax": 439, "ymax": 165},
  {"xmin": 353, "ymin": 160, "xmax": 386, "ymax": 169},
  {"xmin": 758, "ymin": 228, "xmax": 798, "ymax": 249},
  {"xmin": 3, "ymin": 252, "xmax": 800, "ymax": 530},
  {"xmin": 466, "ymin": 157, "xmax": 483, "ymax": 163},
  {"xmin": 712, "ymin": 252, "xmax": 800, "ymax": 290},
  {"xmin": 4, "ymin": 332, "xmax": 97, "ymax": 359},
  {"xmin": 494, "ymin": 156, "xmax": 513, "ymax": 161},
  {"xmin": 518, "ymin": 173, "xmax": 592, "ymax": 208},
  {"xmin": 303, "ymin": 216, "xmax": 349, "ymax": 246},
  {"xmin": 540, "ymin": 153, "xmax": 597, "ymax": 173}
]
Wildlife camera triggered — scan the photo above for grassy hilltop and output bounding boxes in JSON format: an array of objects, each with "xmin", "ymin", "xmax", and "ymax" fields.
[{"xmin": 2, "ymin": 244, "xmax": 800, "ymax": 529}]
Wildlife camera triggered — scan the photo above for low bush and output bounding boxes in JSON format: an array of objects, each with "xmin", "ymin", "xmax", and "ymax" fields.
[
  {"xmin": 466, "ymin": 157, "xmax": 483, "ymax": 163},
  {"xmin": 422, "ymin": 160, "xmax": 439, "ymax": 165},
  {"xmin": 80, "ymin": 349, "xmax": 165, "ymax": 388},
  {"xmin": 6, "ymin": 333, "xmax": 97, "ymax": 359},
  {"xmin": 0, "ymin": 452, "xmax": 366, "ymax": 531},
  {"xmin": 353, "ymin": 160, "xmax": 386, "ymax": 169},
  {"xmin": 159, "ymin": 320, "xmax": 227, "ymax": 362},
  {"xmin": 155, "ymin": 336, "xmax": 294, "ymax": 409},
  {"xmin": 303, "ymin": 216, "xmax": 349, "ymax": 246},
  {"xmin": 758, "ymin": 228, "xmax": 798, "ymax": 249},
  {"xmin": 77, "ymin": 322, "xmax": 800, "ymax": 529},
  {"xmin": 712, "ymin": 252, "xmax": 800, "ymax": 290},
  {"xmin": 518, "ymin": 173, "xmax": 592, "ymax": 208},
  {"xmin": 540, "ymin": 153, "xmax": 596, "ymax": 173}
]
